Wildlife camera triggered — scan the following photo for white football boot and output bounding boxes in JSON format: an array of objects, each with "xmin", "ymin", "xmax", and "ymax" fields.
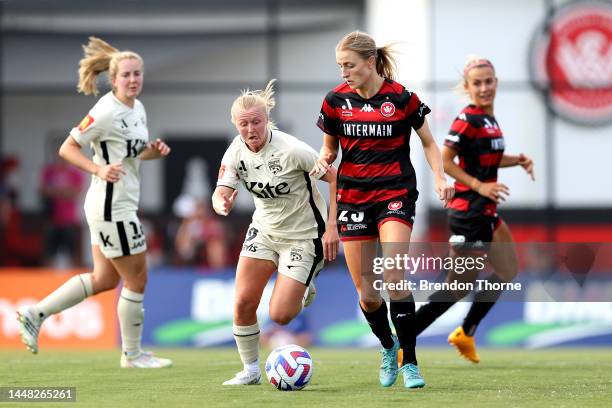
[
  {"xmin": 302, "ymin": 281, "xmax": 317, "ymax": 308},
  {"xmin": 120, "ymin": 350, "xmax": 173, "ymax": 368},
  {"xmin": 17, "ymin": 306, "xmax": 43, "ymax": 354},
  {"xmin": 222, "ymin": 369, "xmax": 262, "ymax": 385}
]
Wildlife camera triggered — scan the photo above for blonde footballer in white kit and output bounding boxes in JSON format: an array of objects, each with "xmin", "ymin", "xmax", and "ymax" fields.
[
  {"xmin": 17, "ymin": 37, "xmax": 172, "ymax": 368},
  {"xmin": 213, "ymin": 79, "xmax": 339, "ymax": 385}
]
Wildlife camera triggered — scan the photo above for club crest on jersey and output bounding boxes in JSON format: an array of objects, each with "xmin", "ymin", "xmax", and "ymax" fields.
[
  {"xmin": 388, "ymin": 201, "xmax": 403, "ymax": 211},
  {"xmin": 267, "ymin": 157, "xmax": 283, "ymax": 174},
  {"xmin": 78, "ymin": 114, "xmax": 94, "ymax": 132},
  {"xmin": 380, "ymin": 102, "xmax": 396, "ymax": 117}
]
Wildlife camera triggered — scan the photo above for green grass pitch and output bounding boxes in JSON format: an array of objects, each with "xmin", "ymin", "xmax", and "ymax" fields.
[{"xmin": 1, "ymin": 348, "xmax": 611, "ymax": 407}]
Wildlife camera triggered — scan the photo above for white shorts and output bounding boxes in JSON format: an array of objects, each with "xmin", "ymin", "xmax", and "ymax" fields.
[
  {"xmin": 240, "ymin": 225, "xmax": 324, "ymax": 285},
  {"xmin": 87, "ymin": 213, "xmax": 147, "ymax": 259}
]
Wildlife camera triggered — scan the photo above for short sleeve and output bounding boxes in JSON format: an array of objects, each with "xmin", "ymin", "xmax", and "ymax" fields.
[
  {"xmin": 291, "ymin": 141, "xmax": 321, "ymax": 177},
  {"xmin": 316, "ymin": 92, "xmax": 341, "ymax": 136},
  {"xmin": 69, "ymin": 105, "xmax": 111, "ymax": 147},
  {"xmin": 404, "ymin": 92, "xmax": 431, "ymax": 130},
  {"xmin": 444, "ymin": 113, "xmax": 476, "ymax": 153},
  {"xmin": 216, "ymin": 144, "xmax": 240, "ymax": 190}
]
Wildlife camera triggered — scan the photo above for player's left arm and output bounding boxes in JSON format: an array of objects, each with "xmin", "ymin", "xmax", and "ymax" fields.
[
  {"xmin": 139, "ymin": 138, "xmax": 171, "ymax": 160},
  {"xmin": 320, "ymin": 166, "xmax": 339, "ymax": 262},
  {"xmin": 415, "ymin": 119, "xmax": 455, "ymax": 206},
  {"xmin": 500, "ymin": 153, "xmax": 535, "ymax": 180}
]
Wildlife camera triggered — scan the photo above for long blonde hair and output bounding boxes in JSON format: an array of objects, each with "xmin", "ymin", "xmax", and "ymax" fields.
[
  {"xmin": 230, "ymin": 79, "xmax": 278, "ymax": 130},
  {"xmin": 336, "ymin": 30, "xmax": 398, "ymax": 80},
  {"xmin": 77, "ymin": 37, "xmax": 143, "ymax": 96}
]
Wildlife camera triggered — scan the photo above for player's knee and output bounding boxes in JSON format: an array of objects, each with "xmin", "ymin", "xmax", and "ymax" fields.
[
  {"xmin": 94, "ymin": 278, "xmax": 120, "ymax": 294},
  {"xmin": 269, "ymin": 309, "xmax": 296, "ymax": 326},
  {"xmin": 234, "ymin": 297, "xmax": 259, "ymax": 319}
]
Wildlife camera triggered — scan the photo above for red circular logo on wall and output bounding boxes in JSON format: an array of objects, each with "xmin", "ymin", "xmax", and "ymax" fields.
[
  {"xmin": 380, "ymin": 102, "xmax": 396, "ymax": 117},
  {"xmin": 388, "ymin": 201, "xmax": 403, "ymax": 211},
  {"xmin": 530, "ymin": 1, "xmax": 612, "ymax": 125}
]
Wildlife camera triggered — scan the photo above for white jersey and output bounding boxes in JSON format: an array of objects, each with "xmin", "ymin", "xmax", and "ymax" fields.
[
  {"xmin": 70, "ymin": 92, "xmax": 148, "ymax": 221},
  {"xmin": 217, "ymin": 130, "xmax": 327, "ymax": 239}
]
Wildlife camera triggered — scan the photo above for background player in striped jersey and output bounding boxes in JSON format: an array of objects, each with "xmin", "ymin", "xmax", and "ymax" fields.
[
  {"xmin": 213, "ymin": 79, "xmax": 339, "ymax": 386},
  {"xmin": 312, "ymin": 31, "xmax": 454, "ymax": 389},
  {"xmin": 414, "ymin": 56, "xmax": 535, "ymax": 363},
  {"xmin": 17, "ymin": 37, "xmax": 172, "ymax": 368}
]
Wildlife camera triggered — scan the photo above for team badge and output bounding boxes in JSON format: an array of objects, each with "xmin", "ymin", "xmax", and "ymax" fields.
[
  {"xmin": 245, "ymin": 227, "xmax": 258, "ymax": 242},
  {"xmin": 380, "ymin": 102, "xmax": 396, "ymax": 117},
  {"xmin": 77, "ymin": 114, "xmax": 95, "ymax": 132},
  {"xmin": 530, "ymin": 1, "xmax": 612, "ymax": 125},
  {"xmin": 290, "ymin": 247, "xmax": 303, "ymax": 261},
  {"xmin": 388, "ymin": 201, "xmax": 403, "ymax": 211},
  {"xmin": 268, "ymin": 157, "xmax": 282, "ymax": 174}
]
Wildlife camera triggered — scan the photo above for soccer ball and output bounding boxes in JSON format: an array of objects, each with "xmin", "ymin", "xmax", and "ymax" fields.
[{"xmin": 265, "ymin": 344, "xmax": 313, "ymax": 391}]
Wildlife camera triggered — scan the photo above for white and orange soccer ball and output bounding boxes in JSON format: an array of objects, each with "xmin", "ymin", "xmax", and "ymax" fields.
[{"xmin": 265, "ymin": 344, "xmax": 313, "ymax": 391}]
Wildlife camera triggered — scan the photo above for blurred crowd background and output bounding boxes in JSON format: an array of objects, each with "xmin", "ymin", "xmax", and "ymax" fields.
[{"xmin": 1, "ymin": 0, "xmax": 610, "ymax": 271}]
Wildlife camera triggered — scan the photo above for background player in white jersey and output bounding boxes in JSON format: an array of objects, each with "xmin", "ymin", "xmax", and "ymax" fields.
[
  {"xmin": 213, "ymin": 79, "xmax": 339, "ymax": 385},
  {"xmin": 17, "ymin": 37, "xmax": 172, "ymax": 368}
]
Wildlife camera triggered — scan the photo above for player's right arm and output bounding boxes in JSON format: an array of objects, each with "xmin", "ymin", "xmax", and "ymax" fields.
[
  {"xmin": 310, "ymin": 133, "xmax": 338, "ymax": 177},
  {"xmin": 212, "ymin": 186, "xmax": 237, "ymax": 216},
  {"xmin": 62, "ymin": 104, "xmax": 125, "ymax": 183},
  {"xmin": 442, "ymin": 145, "xmax": 508, "ymax": 204},
  {"xmin": 443, "ymin": 114, "xmax": 509, "ymax": 204},
  {"xmin": 214, "ymin": 141, "xmax": 241, "ymax": 216},
  {"xmin": 59, "ymin": 136, "xmax": 125, "ymax": 183}
]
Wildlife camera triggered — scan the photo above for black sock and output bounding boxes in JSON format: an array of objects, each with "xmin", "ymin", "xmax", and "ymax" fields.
[
  {"xmin": 360, "ymin": 301, "xmax": 394, "ymax": 349},
  {"xmin": 462, "ymin": 274, "xmax": 506, "ymax": 336},
  {"xmin": 390, "ymin": 294, "xmax": 417, "ymax": 366},
  {"xmin": 415, "ymin": 290, "xmax": 456, "ymax": 335}
]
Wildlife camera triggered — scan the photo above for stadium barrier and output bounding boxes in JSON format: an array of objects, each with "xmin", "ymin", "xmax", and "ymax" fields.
[
  {"xmin": 2, "ymin": 261, "xmax": 611, "ymax": 350},
  {"xmin": 0, "ymin": 270, "xmax": 117, "ymax": 350}
]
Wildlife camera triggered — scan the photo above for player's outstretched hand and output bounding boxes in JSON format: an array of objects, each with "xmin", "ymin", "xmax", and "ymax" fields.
[
  {"xmin": 151, "ymin": 138, "xmax": 171, "ymax": 156},
  {"xmin": 309, "ymin": 153, "xmax": 334, "ymax": 178}
]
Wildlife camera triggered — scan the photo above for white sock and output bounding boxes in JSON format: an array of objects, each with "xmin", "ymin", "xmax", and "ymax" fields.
[
  {"xmin": 233, "ymin": 322, "xmax": 260, "ymax": 372},
  {"xmin": 35, "ymin": 273, "xmax": 93, "ymax": 319},
  {"xmin": 117, "ymin": 287, "xmax": 145, "ymax": 355}
]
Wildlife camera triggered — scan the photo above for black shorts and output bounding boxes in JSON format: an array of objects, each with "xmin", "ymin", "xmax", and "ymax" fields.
[
  {"xmin": 448, "ymin": 213, "xmax": 502, "ymax": 251},
  {"xmin": 337, "ymin": 197, "xmax": 416, "ymax": 241}
]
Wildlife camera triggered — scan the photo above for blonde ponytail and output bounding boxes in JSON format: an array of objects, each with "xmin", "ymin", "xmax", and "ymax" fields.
[{"xmin": 77, "ymin": 36, "xmax": 143, "ymax": 96}]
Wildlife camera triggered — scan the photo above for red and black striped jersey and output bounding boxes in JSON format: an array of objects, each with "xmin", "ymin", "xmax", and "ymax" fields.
[
  {"xmin": 444, "ymin": 105, "xmax": 505, "ymax": 218},
  {"xmin": 317, "ymin": 79, "xmax": 430, "ymax": 209}
]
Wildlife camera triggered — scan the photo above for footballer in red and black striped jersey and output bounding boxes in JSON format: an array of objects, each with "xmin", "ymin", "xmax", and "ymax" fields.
[
  {"xmin": 317, "ymin": 79, "xmax": 430, "ymax": 240},
  {"xmin": 444, "ymin": 104, "xmax": 505, "ymax": 242},
  {"xmin": 415, "ymin": 57, "xmax": 534, "ymax": 365}
]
